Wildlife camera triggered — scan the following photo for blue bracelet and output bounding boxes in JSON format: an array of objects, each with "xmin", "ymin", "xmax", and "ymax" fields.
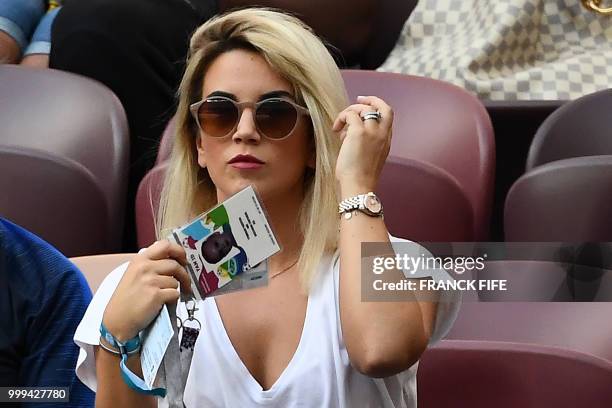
[
  {"xmin": 99, "ymin": 323, "xmax": 141, "ymax": 353},
  {"xmin": 99, "ymin": 323, "xmax": 166, "ymax": 397}
]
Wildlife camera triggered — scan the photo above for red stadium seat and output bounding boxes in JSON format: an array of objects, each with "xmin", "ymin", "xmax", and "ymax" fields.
[
  {"xmin": 155, "ymin": 116, "xmax": 175, "ymax": 165},
  {"xmin": 418, "ymin": 340, "xmax": 612, "ymax": 408},
  {"xmin": 341, "ymin": 70, "xmax": 495, "ymax": 240},
  {"xmin": 475, "ymin": 260, "xmax": 612, "ymax": 302},
  {"xmin": 448, "ymin": 302, "xmax": 612, "ymax": 364},
  {"xmin": 135, "ymin": 163, "xmax": 168, "ymax": 247},
  {"xmin": 377, "ymin": 156, "xmax": 473, "ymax": 241}
]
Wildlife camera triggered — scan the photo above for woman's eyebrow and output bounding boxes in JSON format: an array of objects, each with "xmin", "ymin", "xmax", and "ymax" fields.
[
  {"xmin": 205, "ymin": 90, "xmax": 294, "ymax": 101},
  {"xmin": 258, "ymin": 90, "xmax": 294, "ymax": 101},
  {"xmin": 206, "ymin": 90, "xmax": 236, "ymax": 99}
]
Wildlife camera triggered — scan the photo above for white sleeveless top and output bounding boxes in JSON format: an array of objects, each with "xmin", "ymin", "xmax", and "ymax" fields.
[{"xmin": 74, "ymin": 237, "xmax": 460, "ymax": 407}]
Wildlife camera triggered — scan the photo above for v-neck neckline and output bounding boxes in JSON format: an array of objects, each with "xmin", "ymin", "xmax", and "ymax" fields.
[{"xmin": 208, "ymin": 293, "xmax": 312, "ymax": 398}]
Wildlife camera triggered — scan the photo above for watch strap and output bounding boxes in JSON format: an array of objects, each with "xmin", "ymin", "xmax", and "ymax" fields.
[{"xmin": 338, "ymin": 194, "xmax": 364, "ymax": 213}]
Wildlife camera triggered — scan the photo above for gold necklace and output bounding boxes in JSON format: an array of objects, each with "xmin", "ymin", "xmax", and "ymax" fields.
[{"xmin": 268, "ymin": 258, "xmax": 299, "ymax": 279}]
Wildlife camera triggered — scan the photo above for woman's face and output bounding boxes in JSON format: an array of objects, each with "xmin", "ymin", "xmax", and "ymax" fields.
[{"xmin": 195, "ymin": 49, "xmax": 314, "ymax": 203}]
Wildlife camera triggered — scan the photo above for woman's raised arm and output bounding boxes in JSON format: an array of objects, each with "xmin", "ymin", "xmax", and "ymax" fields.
[{"xmin": 333, "ymin": 96, "xmax": 438, "ymax": 377}]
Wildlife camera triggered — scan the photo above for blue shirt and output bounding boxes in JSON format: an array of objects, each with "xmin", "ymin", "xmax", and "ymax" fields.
[{"xmin": 0, "ymin": 218, "xmax": 94, "ymax": 407}]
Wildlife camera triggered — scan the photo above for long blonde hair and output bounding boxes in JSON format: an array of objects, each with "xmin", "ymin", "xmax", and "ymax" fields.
[{"xmin": 157, "ymin": 8, "xmax": 347, "ymax": 291}]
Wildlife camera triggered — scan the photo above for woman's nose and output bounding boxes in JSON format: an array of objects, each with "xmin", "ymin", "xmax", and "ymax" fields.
[{"xmin": 232, "ymin": 108, "xmax": 261, "ymax": 143}]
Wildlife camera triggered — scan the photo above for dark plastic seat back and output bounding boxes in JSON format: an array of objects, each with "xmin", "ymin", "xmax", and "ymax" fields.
[
  {"xmin": 527, "ymin": 88, "xmax": 612, "ymax": 170},
  {"xmin": 505, "ymin": 156, "xmax": 612, "ymax": 242},
  {"xmin": 0, "ymin": 66, "xmax": 129, "ymax": 256},
  {"xmin": 342, "ymin": 70, "xmax": 495, "ymax": 240},
  {"xmin": 418, "ymin": 340, "xmax": 612, "ymax": 408}
]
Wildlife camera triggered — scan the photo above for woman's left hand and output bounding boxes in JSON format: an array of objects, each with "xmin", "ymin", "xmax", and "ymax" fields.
[{"xmin": 332, "ymin": 96, "xmax": 393, "ymax": 194}]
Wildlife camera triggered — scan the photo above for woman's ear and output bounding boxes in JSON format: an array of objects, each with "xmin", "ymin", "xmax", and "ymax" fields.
[{"xmin": 196, "ymin": 135, "xmax": 207, "ymax": 168}]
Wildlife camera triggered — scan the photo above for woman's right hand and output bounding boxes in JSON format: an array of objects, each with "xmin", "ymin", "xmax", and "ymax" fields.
[{"xmin": 102, "ymin": 240, "xmax": 192, "ymax": 342}]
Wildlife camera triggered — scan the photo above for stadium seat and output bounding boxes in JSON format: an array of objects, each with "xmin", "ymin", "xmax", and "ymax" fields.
[
  {"xmin": 70, "ymin": 253, "xmax": 136, "ymax": 293},
  {"xmin": 156, "ymin": 116, "xmax": 175, "ymax": 165},
  {"xmin": 475, "ymin": 260, "xmax": 612, "ymax": 302},
  {"xmin": 377, "ymin": 156, "xmax": 473, "ymax": 241},
  {"xmin": 526, "ymin": 88, "xmax": 612, "ymax": 171},
  {"xmin": 504, "ymin": 156, "xmax": 612, "ymax": 242},
  {"xmin": 447, "ymin": 302, "xmax": 612, "ymax": 364},
  {"xmin": 341, "ymin": 70, "xmax": 495, "ymax": 240},
  {"xmin": 0, "ymin": 66, "xmax": 129, "ymax": 256},
  {"xmin": 418, "ymin": 340, "xmax": 612, "ymax": 408},
  {"xmin": 135, "ymin": 163, "xmax": 168, "ymax": 247},
  {"xmin": 449, "ymin": 156, "xmax": 612, "ymax": 363},
  {"xmin": 483, "ymin": 99, "xmax": 564, "ymax": 239}
]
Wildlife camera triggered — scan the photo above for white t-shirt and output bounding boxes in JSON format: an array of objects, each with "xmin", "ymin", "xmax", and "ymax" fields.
[{"xmin": 74, "ymin": 236, "xmax": 460, "ymax": 407}]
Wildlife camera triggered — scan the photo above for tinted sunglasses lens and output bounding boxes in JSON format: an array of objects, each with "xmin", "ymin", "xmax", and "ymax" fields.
[
  {"xmin": 198, "ymin": 99, "xmax": 238, "ymax": 137},
  {"xmin": 256, "ymin": 100, "xmax": 298, "ymax": 139}
]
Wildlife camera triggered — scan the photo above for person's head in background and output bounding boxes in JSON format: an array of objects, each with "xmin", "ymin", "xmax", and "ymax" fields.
[{"xmin": 157, "ymin": 8, "xmax": 348, "ymax": 290}]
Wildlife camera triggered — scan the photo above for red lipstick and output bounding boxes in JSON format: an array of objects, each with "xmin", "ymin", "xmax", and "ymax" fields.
[{"xmin": 228, "ymin": 154, "xmax": 264, "ymax": 169}]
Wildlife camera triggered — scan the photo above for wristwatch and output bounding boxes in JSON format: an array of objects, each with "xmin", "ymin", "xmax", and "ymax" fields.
[{"xmin": 338, "ymin": 192, "xmax": 384, "ymax": 219}]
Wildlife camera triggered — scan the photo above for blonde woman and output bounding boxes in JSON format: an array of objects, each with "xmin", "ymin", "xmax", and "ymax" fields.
[{"xmin": 74, "ymin": 8, "xmax": 459, "ymax": 407}]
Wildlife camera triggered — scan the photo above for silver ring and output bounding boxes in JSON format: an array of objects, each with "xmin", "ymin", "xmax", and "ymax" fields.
[{"xmin": 361, "ymin": 111, "xmax": 382, "ymax": 122}]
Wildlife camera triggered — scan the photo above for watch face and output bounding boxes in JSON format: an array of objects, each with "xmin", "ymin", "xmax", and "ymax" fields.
[{"xmin": 365, "ymin": 195, "xmax": 382, "ymax": 213}]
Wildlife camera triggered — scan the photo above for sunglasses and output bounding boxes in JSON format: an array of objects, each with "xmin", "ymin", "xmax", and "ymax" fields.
[{"xmin": 190, "ymin": 96, "xmax": 310, "ymax": 140}]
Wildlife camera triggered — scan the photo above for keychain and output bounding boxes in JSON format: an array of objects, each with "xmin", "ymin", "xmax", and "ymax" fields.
[
  {"xmin": 162, "ymin": 297, "xmax": 202, "ymax": 407},
  {"xmin": 177, "ymin": 297, "xmax": 202, "ymax": 352}
]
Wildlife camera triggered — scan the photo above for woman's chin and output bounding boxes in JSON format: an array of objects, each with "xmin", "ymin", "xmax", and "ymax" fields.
[
  {"xmin": 215, "ymin": 178, "xmax": 303, "ymax": 205},
  {"xmin": 216, "ymin": 180, "xmax": 260, "ymax": 201}
]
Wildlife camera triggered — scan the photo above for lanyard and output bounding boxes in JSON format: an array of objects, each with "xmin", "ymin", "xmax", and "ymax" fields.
[{"xmin": 161, "ymin": 298, "xmax": 200, "ymax": 407}]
